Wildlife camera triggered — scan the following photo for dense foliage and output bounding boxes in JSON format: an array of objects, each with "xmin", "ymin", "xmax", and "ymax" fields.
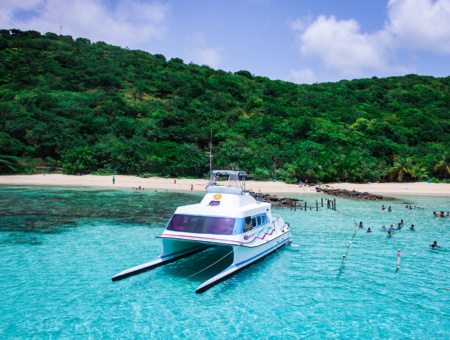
[{"xmin": 1, "ymin": 29, "xmax": 449, "ymax": 182}]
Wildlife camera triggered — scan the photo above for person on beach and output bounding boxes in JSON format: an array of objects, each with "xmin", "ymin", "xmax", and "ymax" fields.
[
  {"xmin": 112, "ymin": 176, "xmax": 115, "ymax": 184},
  {"xmin": 388, "ymin": 206, "xmax": 392, "ymax": 212},
  {"xmin": 191, "ymin": 184, "xmax": 193, "ymax": 191},
  {"xmin": 359, "ymin": 221, "xmax": 364, "ymax": 228},
  {"xmin": 367, "ymin": 228, "xmax": 372, "ymax": 233},
  {"xmin": 410, "ymin": 224, "xmax": 415, "ymax": 230}
]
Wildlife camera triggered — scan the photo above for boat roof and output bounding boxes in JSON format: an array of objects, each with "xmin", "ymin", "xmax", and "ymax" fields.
[{"xmin": 211, "ymin": 170, "xmax": 247, "ymax": 177}]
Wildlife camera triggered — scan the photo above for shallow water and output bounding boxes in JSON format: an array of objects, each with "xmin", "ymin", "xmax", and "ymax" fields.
[{"xmin": 0, "ymin": 186, "xmax": 449, "ymax": 339}]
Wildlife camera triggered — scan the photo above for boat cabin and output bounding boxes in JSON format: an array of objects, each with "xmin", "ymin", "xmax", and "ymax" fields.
[{"xmin": 165, "ymin": 170, "xmax": 273, "ymax": 237}]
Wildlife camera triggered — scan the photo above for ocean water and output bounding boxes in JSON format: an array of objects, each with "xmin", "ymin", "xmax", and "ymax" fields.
[{"xmin": 0, "ymin": 186, "xmax": 449, "ymax": 339}]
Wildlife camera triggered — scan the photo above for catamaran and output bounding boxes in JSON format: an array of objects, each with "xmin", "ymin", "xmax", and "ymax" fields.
[{"xmin": 112, "ymin": 170, "xmax": 292, "ymax": 293}]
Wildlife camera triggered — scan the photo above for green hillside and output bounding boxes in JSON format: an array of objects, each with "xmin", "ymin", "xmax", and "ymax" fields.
[{"xmin": 1, "ymin": 29, "xmax": 449, "ymax": 182}]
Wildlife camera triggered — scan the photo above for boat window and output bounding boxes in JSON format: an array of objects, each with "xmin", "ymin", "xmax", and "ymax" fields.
[
  {"xmin": 167, "ymin": 214, "xmax": 235, "ymax": 235},
  {"xmin": 244, "ymin": 216, "xmax": 252, "ymax": 232},
  {"xmin": 251, "ymin": 217, "xmax": 257, "ymax": 228},
  {"xmin": 262, "ymin": 214, "xmax": 267, "ymax": 224},
  {"xmin": 257, "ymin": 215, "xmax": 262, "ymax": 225},
  {"xmin": 209, "ymin": 201, "xmax": 220, "ymax": 206}
]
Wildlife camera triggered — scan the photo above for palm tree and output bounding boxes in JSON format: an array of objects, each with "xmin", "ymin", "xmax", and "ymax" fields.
[
  {"xmin": 390, "ymin": 156, "xmax": 415, "ymax": 182},
  {"xmin": 0, "ymin": 155, "xmax": 19, "ymax": 173},
  {"xmin": 412, "ymin": 163, "xmax": 429, "ymax": 181},
  {"xmin": 434, "ymin": 153, "xmax": 450, "ymax": 179}
]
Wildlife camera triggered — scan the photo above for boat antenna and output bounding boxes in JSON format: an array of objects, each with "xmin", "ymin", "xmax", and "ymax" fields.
[{"xmin": 209, "ymin": 128, "xmax": 213, "ymax": 176}]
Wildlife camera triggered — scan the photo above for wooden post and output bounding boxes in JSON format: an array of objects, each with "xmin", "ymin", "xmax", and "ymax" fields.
[
  {"xmin": 304, "ymin": 202, "xmax": 307, "ymax": 211},
  {"xmin": 316, "ymin": 201, "xmax": 318, "ymax": 211},
  {"xmin": 321, "ymin": 198, "xmax": 323, "ymax": 207},
  {"xmin": 334, "ymin": 200, "xmax": 336, "ymax": 211},
  {"xmin": 294, "ymin": 202, "xmax": 296, "ymax": 211}
]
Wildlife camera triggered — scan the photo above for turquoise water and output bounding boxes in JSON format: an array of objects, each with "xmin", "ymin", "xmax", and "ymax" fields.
[{"xmin": 0, "ymin": 186, "xmax": 449, "ymax": 339}]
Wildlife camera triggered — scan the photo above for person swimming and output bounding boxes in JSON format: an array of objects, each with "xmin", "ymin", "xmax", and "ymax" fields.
[
  {"xmin": 367, "ymin": 228, "xmax": 372, "ymax": 233},
  {"xmin": 431, "ymin": 241, "xmax": 440, "ymax": 249},
  {"xmin": 389, "ymin": 224, "xmax": 395, "ymax": 230},
  {"xmin": 388, "ymin": 230, "xmax": 394, "ymax": 237},
  {"xmin": 400, "ymin": 219, "xmax": 404, "ymax": 225},
  {"xmin": 359, "ymin": 221, "xmax": 364, "ymax": 228},
  {"xmin": 388, "ymin": 206, "xmax": 392, "ymax": 212},
  {"xmin": 397, "ymin": 223, "xmax": 402, "ymax": 230},
  {"xmin": 410, "ymin": 224, "xmax": 415, "ymax": 230},
  {"xmin": 382, "ymin": 205, "xmax": 385, "ymax": 210},
  {"xmin": 381, "ymin": 225, "xmax": 386, "ymax": 230}
]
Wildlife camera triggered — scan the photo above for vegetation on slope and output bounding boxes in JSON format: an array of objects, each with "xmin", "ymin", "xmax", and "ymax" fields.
[{"xmin": 1, "ymin": 29, "xmax": 449, "ymax": 182}]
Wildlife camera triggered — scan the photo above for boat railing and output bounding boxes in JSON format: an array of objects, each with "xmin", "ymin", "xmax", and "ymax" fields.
[
  {"xmin": 257, "ymin": 190, "xmax": 262, "ymax": 202},
  {"xmin": 206, "ymin": 170, "xmax": 246, "ymax": 195}
]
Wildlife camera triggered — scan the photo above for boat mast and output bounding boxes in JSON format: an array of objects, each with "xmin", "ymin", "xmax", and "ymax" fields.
[{"xmin": 209, "ymin": 128, "xmax": 213, "ymax": 176}]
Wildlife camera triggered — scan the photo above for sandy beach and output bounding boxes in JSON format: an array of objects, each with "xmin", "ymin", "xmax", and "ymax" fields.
[{"xmin": 0, "ymin": 174, "xmax": 449, "ymax": 196}]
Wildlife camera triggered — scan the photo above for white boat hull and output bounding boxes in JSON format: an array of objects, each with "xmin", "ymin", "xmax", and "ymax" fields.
[{"xmin": 196, "ymin": 230, "xmax": 292, "ymax": 293}]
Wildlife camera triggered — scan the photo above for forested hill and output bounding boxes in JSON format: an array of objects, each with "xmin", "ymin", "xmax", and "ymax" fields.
[{"xmin": 1, "ymin": 29, "xmax": 449, "ymax": 183}]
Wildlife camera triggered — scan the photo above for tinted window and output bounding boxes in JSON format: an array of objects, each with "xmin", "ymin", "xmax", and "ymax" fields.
[
  {"xmin": 244, "ymin": 216, "xmax": 252, "ymax": 232},
  {"xmin": 167, "ymin": 214, "xmax": 235, "ymax": 235},
  {"xmin": 251, "ymin": 217, "xmax": 257, "ymax": 227},
  {"xmin": 257, "ymin": 215, "xmax": 262, "ymax": 225}
]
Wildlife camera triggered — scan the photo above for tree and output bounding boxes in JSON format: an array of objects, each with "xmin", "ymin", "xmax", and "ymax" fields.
[
  {"xmin": 0, "ymin": 155, "xmax": 20, "ymax": 173},
  {"xmin": 390, "ymin": 156, "xmax": 415, "ymax": 182},
  {"xmin": 434, "ymin": 153, "xmax": 450, "ymax": 179}
]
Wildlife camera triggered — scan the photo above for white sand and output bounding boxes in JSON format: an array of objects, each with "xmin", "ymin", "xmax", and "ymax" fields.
[{"xmin": 0, "ymin": 174, "xmax": 449, "ymax": 196}]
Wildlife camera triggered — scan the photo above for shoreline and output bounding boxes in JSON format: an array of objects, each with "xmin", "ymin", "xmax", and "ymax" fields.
[{"xmin": 0, "ymin": 174, "xmax": 449, "ymax": 197}]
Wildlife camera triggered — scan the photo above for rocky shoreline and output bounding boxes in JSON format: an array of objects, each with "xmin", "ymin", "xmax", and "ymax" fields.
[
  {"xmin": 315, "ymin": 185, "xmax": 393, "ymax": 200},
  {"xmin": 248, "ymin": 185, "xmax": 394, "ymax": 206},
  {"xmin": 248, "ymin": 191, "xmax": 302, "ymax": 207}
]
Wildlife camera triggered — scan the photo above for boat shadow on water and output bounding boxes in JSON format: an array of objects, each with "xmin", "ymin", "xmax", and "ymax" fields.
[{"xmin": 160, "ymin": 246, "xmax": 234, "ymax": 282}]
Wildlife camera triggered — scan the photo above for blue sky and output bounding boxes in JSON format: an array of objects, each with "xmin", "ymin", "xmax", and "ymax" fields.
[{"xmin": 2, "ymin": 0, "xmax": 450, "ymax": 83}]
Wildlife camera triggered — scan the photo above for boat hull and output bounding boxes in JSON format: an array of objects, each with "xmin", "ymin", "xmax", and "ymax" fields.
[{"xmin": 196, "ymin": 230, "xmax": 292, "ymax": 293}]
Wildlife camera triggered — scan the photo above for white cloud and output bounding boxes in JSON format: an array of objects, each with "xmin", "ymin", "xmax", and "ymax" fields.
[
  {"xmin": 293, "ymin": 15, "xmax": 394, "ymax": 78},
  {"xmin": 290, "ymin": 0, "xmax": 450, "ymax": 82},
  {"xmin": 386, "ymin": 0, "xmax": 450, "ymax": 54},
  {"xmin": 2, "ymin": 0, "xmax": 169, "ymax": 48},
  {"xmin": 286, "ymin": 67, "xmax": 317, "ymax": 84},
  {"xmin": 187, "ymin": 33, "xmax": 224, "ymax": 69}
]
